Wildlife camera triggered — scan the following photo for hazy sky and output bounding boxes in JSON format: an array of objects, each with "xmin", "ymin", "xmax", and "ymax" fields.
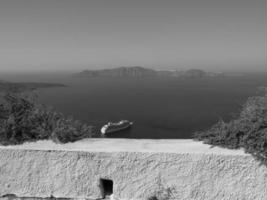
[{"xmin": 0, "ymin": 0, "xmax": 266, "ymax": 72}]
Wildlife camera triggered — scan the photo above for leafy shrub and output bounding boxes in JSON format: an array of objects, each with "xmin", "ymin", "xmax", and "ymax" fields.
[
  {"xmin": 194, "ymin": 88, "xmax": 267, "ymax": 163},
  {"xmin": 147, "ymin": 175, "xmax": 175, "ymax": 200},
  {"xmin": 147, "ymin": 196, "xmax": 159, "ymax": 200},
  {"xmin": 0, "ymin": 92, "xmax": 95, "ymax": 145}
]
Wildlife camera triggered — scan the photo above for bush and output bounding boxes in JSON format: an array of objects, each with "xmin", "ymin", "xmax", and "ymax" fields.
[
  {"xmin": 147, "ymin": 175, "xmax": 175, "ymax": 200},
  {"xmin": 0, "ymin": 92, "xmax": 95, "ymax": 145},
  {"xmin": 194, "ymin": 88, "xmax": 267, "ymax": 163},
  {"xmin": 147, "ymin": 196, "xmax": 159, "ymax": 200}
]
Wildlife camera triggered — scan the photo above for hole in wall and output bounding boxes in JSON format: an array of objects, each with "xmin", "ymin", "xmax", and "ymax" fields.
[{"xmin": 100, "ymin": 178, "xmax": 113, "ymax": 198}]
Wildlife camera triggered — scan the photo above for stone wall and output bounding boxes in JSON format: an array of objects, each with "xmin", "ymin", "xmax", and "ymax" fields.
[{"xmin": 0, "ymin": 139, "xmax": 267, "ymax": 200}]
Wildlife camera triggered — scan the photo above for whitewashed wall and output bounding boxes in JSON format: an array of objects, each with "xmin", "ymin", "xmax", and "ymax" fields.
[{"xmin": 0, "ymin": 140, "xmax": 267, "ymax": 200}]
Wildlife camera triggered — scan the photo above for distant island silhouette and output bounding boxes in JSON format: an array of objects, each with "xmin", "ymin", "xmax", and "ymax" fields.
[
  {"xmin": 76, "ymin": 66, "xmax": 226, "ymax": 78},
  {"xmin": 0, "ymin": 80, "xmax": 66, "ymax": 93}
]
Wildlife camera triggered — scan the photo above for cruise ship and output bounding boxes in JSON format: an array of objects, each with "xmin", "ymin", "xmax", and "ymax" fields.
[{"xmin": 101, "ymin": 120, "xmax": 133, "ymax": 135}]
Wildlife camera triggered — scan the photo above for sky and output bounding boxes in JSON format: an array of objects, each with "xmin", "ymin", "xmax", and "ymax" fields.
[{"xmin": 0, "ymin": 0, "xmax": 266, "ymax": 72}]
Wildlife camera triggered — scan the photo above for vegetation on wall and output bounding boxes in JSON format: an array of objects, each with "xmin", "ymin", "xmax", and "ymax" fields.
[
  {"xmin": 0, "ymin": 92, "xmax": 95, "ymax": 145},
  {"xmin": 195, "ymin": 87, "xmax": 267, "ymax": 163},
  {"xmin": 147, "ymin": 175, "xmax": 175, "ymax": 200}
]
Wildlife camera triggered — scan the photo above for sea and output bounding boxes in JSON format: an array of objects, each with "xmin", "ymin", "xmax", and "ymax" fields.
[{"xmin": 2, "ymin": 72, "xmax": 267, "ymax": 139}]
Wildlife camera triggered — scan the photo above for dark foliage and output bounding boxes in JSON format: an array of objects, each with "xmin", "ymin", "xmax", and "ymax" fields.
[
  {"xmin": 148, "ymin": 197, "xmax": 159, "ymax": 200},
  {"xmin": 195, "ymin": 88, "xmax": 267, "ymax": 163},
  {"xmin": 147, "ymin": 175, "xmax": 175, "ymax": 200},
  {"xmin": 0, "ymin": 92, "xmax": 95, "ymax": 145}
]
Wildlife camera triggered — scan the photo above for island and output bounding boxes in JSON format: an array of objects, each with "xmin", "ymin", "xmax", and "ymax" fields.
[
  {"xmin": 0, "ymin": 80, "xmax": 66, "ymax": 93},
  {"xmin": 75, "ymin": 66, "xmax": 226, "ymax": 78},
  {"xmin": 76, "ymin": 66, "xmax": 157, "ymax": 77}
]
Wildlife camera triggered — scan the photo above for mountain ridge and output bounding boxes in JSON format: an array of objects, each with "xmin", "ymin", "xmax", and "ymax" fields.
[{"xmin": 76, "ymin": 66, "xmax": 225, "ymax": 78}]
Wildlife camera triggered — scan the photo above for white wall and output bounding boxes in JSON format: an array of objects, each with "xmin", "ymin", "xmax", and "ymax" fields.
[{"xmin": 0, "ymin": 140, "xmax": 267, "ymax": 200}]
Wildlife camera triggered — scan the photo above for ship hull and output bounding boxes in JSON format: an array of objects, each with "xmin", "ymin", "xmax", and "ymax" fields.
[{"xmin": 101, "ymin": 122, "xmax": 133, "ymax": 135}]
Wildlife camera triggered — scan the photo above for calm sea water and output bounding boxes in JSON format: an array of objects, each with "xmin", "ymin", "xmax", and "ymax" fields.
[{"xmin": 2, "ymin": 73, "xmax": 267, "ymax": 139}]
